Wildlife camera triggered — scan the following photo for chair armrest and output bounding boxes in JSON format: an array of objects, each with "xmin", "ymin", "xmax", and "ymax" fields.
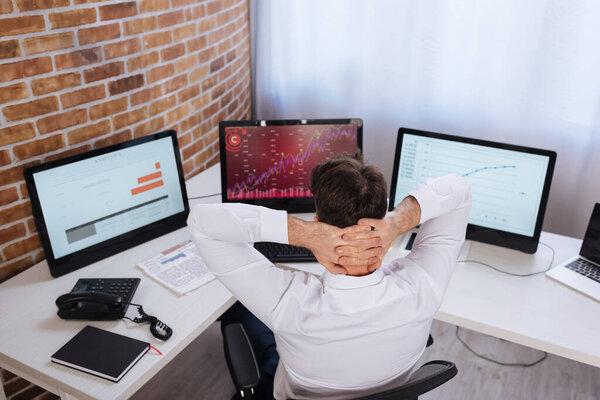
[
  {"xmin": 222, "ymin": 323, "xmax": 261, "ymax": 391},
  {"xmin": 354, "ymin": 360, "xmax": 457, "ymax": 400}
]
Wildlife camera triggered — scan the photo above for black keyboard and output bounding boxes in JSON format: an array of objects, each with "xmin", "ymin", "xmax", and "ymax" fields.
[
  {"xmin": 72, "ymin": 278, "xmax": 140, "ymax": 304},
  {"xmin": 565, "ymin": 258, "xmax": 600, "ymax": 283},
  {"xmin": 254, "ymin": 242, "xmax": 317, "ymax": 262}
]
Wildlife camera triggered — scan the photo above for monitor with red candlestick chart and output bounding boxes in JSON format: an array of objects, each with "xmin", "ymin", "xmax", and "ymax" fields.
[{"xmin": 219, "ymin": 119, "xmax": 363, "ymax": 212}]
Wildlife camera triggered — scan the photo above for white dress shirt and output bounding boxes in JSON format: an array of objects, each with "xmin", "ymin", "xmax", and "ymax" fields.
[{"xmin": 187, "ymin": 174, "xmax": 471, "ymax": 399}]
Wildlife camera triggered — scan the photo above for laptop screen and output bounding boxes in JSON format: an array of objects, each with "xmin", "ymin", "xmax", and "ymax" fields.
[
  {"xmin": 219, "ymin": 119, "xmax": 362, "ymax": 212},
  {"xmin": 581, "ymin": 203, "xmax": 600, "ymax": 264},
  {"xmin": 389, "ymin": 128, "xmax": 556, "ymax": 253},
  {"xmin": 25, "ymin": 131, "xmax": 188, "ymax": 277}
]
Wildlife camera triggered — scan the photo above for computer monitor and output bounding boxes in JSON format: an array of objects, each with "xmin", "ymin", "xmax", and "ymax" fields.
[
  {"xmin": 389, "ymin": 128, "xmax": 556, "ymax": 253},
  {"xmin": 25, "ymin": 130, "xmax": 189, "ymax": 277},
  {"xmin": 219, "ymin": 119, "xmax": 363, "ymax": 213}
]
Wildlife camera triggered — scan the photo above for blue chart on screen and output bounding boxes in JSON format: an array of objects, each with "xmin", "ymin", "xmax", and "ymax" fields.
[{"xmin": 394, "ymin": 134, "xmax": 550, "ymax": 236}]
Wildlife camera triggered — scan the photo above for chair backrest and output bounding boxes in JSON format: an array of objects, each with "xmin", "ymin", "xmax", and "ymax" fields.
[
  {"xmin": 352, "ymin": 360, "xmax": 458, "ymax": 400},
  {"xmin": 223, "ymin": 323, "xmax": 261, "ymax": 392}
]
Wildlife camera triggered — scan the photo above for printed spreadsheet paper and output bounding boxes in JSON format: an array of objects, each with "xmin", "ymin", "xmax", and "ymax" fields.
[{"xmin": 137, "ymin": 240, "xmax": 214, "ymax": 295}]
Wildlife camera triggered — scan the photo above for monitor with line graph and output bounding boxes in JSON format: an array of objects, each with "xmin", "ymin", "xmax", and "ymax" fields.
[
  {"xmin": 219, "ymin": 119, "xmax": 363, "ymax": 212},
  {"xmin": 25, "ymin": 130, "xmax": 189, "ymax": 277},
  {"xmin": 389, "ymin": 128, "xmax": 556, "ymax": 253}
]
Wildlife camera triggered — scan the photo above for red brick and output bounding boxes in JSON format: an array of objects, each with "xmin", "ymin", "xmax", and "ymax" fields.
[
  {"xmin": 45, "ymin": 144, "xmax": 91, "ymax": 161},
  {"xmin": 68, "ymin": 120, "xmax": 111, "ymax": 144},
  {"xmin": 104, "ymin": 38, "xmax": 141, "ymax": 59},
  {"xmin": 202, "ymin": 101, "xmax": 219, "ymax": 119},
  {"xmin": 180, "ymin": 111, "xmax": 200, "ymax": 133},
  {"xmin": 2, "ymin": 235, "xmax": 41, "ymax": 260},
  {"xmin": 175, "ymin": 54, "xmax": 197, "ymax": 74},
  {"xmin": 173, "ymin": 23, "xmax": 196, "ymax": 42},
  {"xmin": 36, "ymin": 109, "xmax": 87, "ymax": 134},
  {"xmin": 173, "ymin": 0, "xmax": 195, "ymax": 7},
  {"xmin": 198, "ymin": 16, "xmax": 217, "ymax": 34},
  {"xmin": 113, "ymin": 107, "xmax": 148, "ymax": 130},
  {"xmin": 190, "ymin": 65, "xmax": 209, "ymax": 83},
  {"xmin": 55, "ymin": 47, "xmax": 102, "ymax": 70},
  {"xmin": 149, "ymin": 93, "xmax": 175, "ymax": 115},
  {"xmin": 161, "ymin": 43, "xmax": 185, "ymax": 62},
  {"xmin": 0, "ymin": 57, "xmax": 52, "ymax": 83},
  {"xmin": 128, "ymin": 51, "xmax": 159, "ymax": 71},
  {"xmin": 0, "ymin": 82, "xmax": 28, "ymax": 105},
  {"xmin": 16, "ymin": 0, "xmax": 69, "ymax": 10},
  {"xmin": 78, "ymin": 23, "xmax": 120, "ymax": 45},
  {"xmin": 0, "ymin": 161, "xmax": 38, "ymax": 186},
  {"xmin": 0, "ymin": 149, "xmax": 11, "ymax": 166},
  {"xmin": 13, "ymin": 134, "xmax": 65, "ymax": 160},
  {"xmin": 211, "ymin": 82, "xmax": 226, "ymax": 100},
  {"xmin": 19, "ymin": 182, "xmax": 28, "ymax": 198},
  {"xmin": 146, "ymin": 64, "xmax": 174, "ymax": 83},
  {"xmin": 26, "ymin": 217, "xmax": 36, "ymax": 233},
  {"xmin": 163, "ymin": 74, "xmax": 187, "ymax": 94},
  {"xmin": 0, "ymin": 223, "xmax": 26, "ymax": 245},
  {"xmin": 0, "ymin": 201, "xmax": 32, "ymax": 226},
  {"xmin": 1, "ymin": 15, "xmax": 45, "ymax": 37},
  {"xmin": 3, "ymin": 96, "xmax": 59, "ymax": 121},
  {"xmin": 89, "ymin": 97, "xmax": 128, "ymax": 120},
  {"xmin": 49, "ymin": 8, "xmax": 96, "ymax": 29},
  {"xmin": 197, "ymin": 46, "xmax": 217, "ymax": 64},
  {"xmin": 73, "ymin": 0, "xmax": 107, "ymax": 3},
  {"xmin": 143, "ymin": 32, "xmax": 171, "ymax": 49},
  {"xmin": 108, "ymin": 74, "xmax": 144, "ymax": 96},
  {"xmin": 185, "ymin": 4, "xmax": 206, "ymax": 21},
  {"xmin": 94, "ymin": 129, "xmax": 132, "ymax": 148},
  {"xmin": 130, "ymin": 84, "xmax": 161, "ymax": 106},
  {"xmin": 139, "ymin": 0, "xmax": 169, "ymax": 13},
  {"xmin": 22, "ymin": 32, "xmax": 73, "ymax": 56},
  {"xmin": 0, "ymin": 0, "xmax": 13, "ymax": 13},
  {"xmin": 210, "ymin": 55, "xmax": 225, "ymax": 73},
  {"xmin": 208, "ymin": 27, "xmax": 225, "ymax": 44},
  {"xmin": 166, "ymin": 103, "xmax": 189, "ymax": 125},
  {"xmin": 31, "ymin": 72, "xmax": 81, "ymax": 95},
  {"xmin": 133, "ymin": 116, "xmax": 164, "ymax": 138},
  {"xmin": 182, "ymin": 159, "xmax": 193, "ymax": 175},
  {"xmin": 60, "ymin": 84, "xmax": 105, "ymax": 108},
  {"xmin": 99, "ymin": 2, "xmax": 136, "ymax": 20},
  {"xmin": 187, "ymin": 36, "xmax": 207, "ymax": 53},
  {"xmin": 83, "ymin": 61, "xmax": 124, "ymax": 83},
  {"xmin": 124, "ymin": 16, "xmax": 156, "ymax": 36},
  {"xmin": 178, "ymin": 84, "xmax": 199, "ymax": 103},
  {"xmin": 0, "ymin": 186, "xmax": 19, "ymax": 206},
  {"xmin": 158, "ymin": 10, "xmax": 184, "ymax": 28},
  {"xmin": 191, "ymin": 92, "xmax": 211, "ymax": 110},
  {"xmin": 0, "ymin": 40, "xmax": 20, "ymax": 59},
  {"xmin": 207, "ymin": 0, "xmax": 222, "ymax": 15}
]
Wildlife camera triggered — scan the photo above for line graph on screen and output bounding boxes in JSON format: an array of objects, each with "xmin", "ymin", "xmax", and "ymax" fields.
[{"xmin": 226, "ymin": 125, "xmax": 357, "ymax": 200}]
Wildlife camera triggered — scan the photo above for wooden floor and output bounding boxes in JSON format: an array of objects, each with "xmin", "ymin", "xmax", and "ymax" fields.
[{"xmin": 132, "ymin": 320, "xmax": 600, "ymax": 400}]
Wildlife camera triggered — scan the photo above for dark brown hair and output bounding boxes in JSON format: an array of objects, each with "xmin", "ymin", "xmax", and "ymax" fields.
[{"xmin": 310, "ymin": 153, "xmax": 388, "ymax": 228}]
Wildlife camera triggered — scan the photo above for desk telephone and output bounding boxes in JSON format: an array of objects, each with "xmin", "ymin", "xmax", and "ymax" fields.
[{"xmin": 56, "ymin": 278, "xmax": 172, "ymax": 340}]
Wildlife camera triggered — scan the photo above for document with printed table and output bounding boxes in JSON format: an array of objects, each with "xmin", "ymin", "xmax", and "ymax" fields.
[
  {"xmin": 51, "ymin": 326, "xmax": 149, "ymax": 382},
  {"xmin": 137, "ymin": 240, "xmax": 215, "ymax": 295}
]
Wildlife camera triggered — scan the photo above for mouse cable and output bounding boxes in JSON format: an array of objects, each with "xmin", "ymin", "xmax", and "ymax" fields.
[
  {"xmin": 456, "ymin": 241, "xmax": 555, "ymax": 277},
  {"xmin": 188, "ymin": 192, "xmax": 221, "ymax": 200},
  {"xmin": 455, "ymin": 326, "xmax": 547, "ymax": 367}
]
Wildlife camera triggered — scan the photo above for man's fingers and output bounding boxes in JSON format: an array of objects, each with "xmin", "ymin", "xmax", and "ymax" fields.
[
  {"xmin": 357, "ymin": 218, "xmax": 383, "ymax": 228},
  {"xmin": 326, "ymin": 263, "xmax": 348, "ymax": 275},
  {"xmin": 336, "ymin": 242, "xmax": 383, "ymax": 255},
  {"xmin": 339, "ymin": 254, "xmax": 380, "ymax": 266},
  {"xmin": 342, "ymin": 230, "xmax": 381, "ymax": 241},
  {"xmin": 340, "ymin": 224, "xmax": 372, "ymax": 235}
]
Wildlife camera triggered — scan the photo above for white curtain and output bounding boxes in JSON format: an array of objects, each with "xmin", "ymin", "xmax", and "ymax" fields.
[{"xmin": 251, "ymin": 0, "xmax": 600, "ymax": 239}]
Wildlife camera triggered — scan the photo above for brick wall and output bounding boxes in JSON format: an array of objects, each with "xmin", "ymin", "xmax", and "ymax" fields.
[{"xmin": 0, "ymin": 0, "xmax": 252, "ymax": 289}]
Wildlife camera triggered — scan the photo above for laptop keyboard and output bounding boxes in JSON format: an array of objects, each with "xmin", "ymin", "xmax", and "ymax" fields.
[
  {"xmin": 254, "ymin": 242, "xmax": 317, "ymax": 262},
  {"xmin": 565, "ymin": 258, "xmax": 600, "ymax": 283}
]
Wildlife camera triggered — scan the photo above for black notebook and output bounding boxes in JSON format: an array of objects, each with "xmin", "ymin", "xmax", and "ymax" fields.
[{"xmin": 51, "ymin": 325, "xmax": 150, "ymax": 382}]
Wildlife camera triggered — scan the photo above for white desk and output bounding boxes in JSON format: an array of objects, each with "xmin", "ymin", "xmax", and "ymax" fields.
[{"xmin": 1, "ymin": 164, "xmax": 599, "ymax": 400}]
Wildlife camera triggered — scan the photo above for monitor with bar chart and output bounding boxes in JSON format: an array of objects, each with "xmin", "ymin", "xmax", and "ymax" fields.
[
  {"xmin": 219, "ymin": 119, "xmax": 363, "ymax": 212},
  {"xmin": 389, "ymin": 128, "xmax": 556, "ymax": 253},
  {"xmin": 25, "ymin": 130, "xmax": 188, "ymax": 277}
]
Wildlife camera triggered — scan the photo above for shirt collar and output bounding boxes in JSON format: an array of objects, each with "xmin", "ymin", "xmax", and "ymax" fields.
[{"xmin": 321, "ymin": 268, "xmax": 384, "ymax": 289}]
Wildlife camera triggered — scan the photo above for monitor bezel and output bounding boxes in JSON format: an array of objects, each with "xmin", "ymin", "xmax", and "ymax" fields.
[
  {"xmin": 389, "ymin": 127, "xmax": 556, "ymax": 254},
  {"xmin": 219, "ymin": 119, "xmax": 363, "ymax": 213},
  {"xmin": 24, "ymin": 130, "xmax": 189, "ymax": 278}
]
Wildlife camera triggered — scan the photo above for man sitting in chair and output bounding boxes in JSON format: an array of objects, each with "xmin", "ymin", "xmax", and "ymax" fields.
[{"xmin": 187, "ymin": 154, "xmax": 471, "ymax": 399}]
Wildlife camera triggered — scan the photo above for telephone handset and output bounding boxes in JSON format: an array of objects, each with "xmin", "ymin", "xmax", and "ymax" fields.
[{"xmin": 56, "ymin": 292, "xmax": 126, "ymax": 320}]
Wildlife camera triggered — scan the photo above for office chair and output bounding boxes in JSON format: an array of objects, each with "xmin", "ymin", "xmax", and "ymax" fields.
[{"xmin": 222, "ymin": 323, "xmax": 457, "ymax": 400}]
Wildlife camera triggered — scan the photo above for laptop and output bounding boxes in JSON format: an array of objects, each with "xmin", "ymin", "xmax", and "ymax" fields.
[
  {"xmin": 546, "ymin": 203, "xmax": 600, "ymax": 302},
  {"xmin": 218, "ymin": 119, "xmax": 363, "ymax": 262}
]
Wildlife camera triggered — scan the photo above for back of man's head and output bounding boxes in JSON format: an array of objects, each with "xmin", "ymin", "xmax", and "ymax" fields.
[{"xmin": 310, "ymin": 154, "xmax": 388, "ymax": 228}]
